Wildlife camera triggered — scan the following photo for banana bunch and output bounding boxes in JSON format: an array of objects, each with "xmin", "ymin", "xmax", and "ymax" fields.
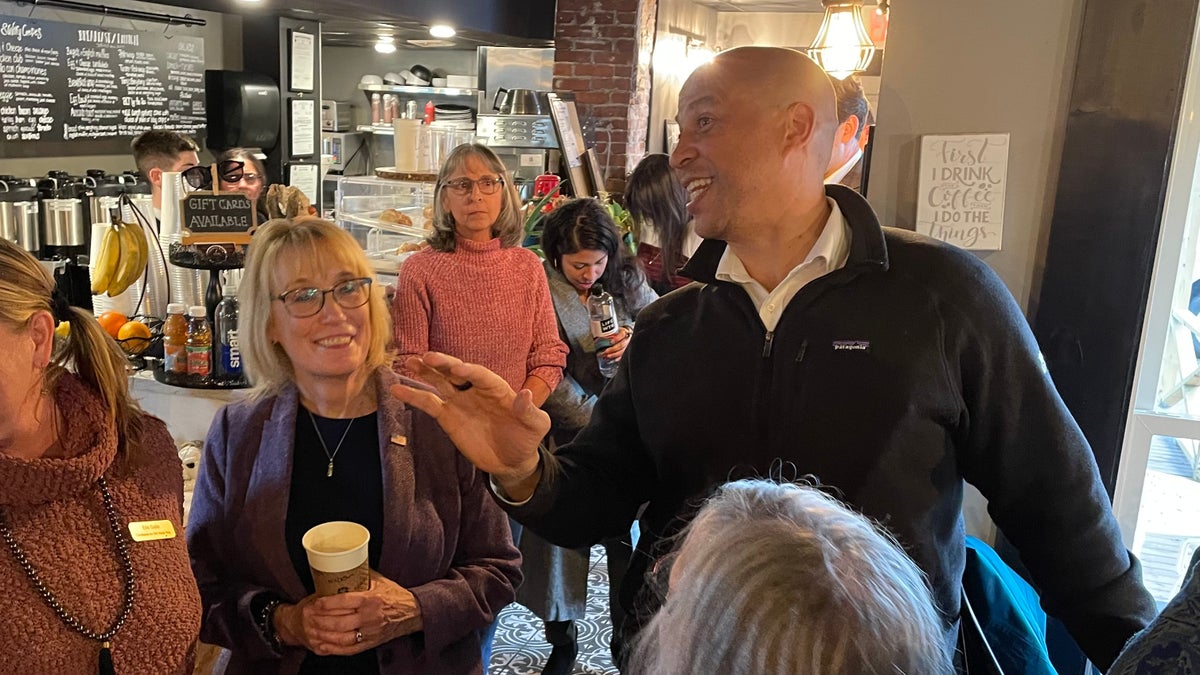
[{"xmin": 90, "ymin": 219, "xmax": 149, "ymax": 297}]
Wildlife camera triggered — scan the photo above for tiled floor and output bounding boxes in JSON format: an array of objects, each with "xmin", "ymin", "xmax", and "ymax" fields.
[{"xmin": 489, "ymin": 545, "xmax": 620, "ymax": 675}]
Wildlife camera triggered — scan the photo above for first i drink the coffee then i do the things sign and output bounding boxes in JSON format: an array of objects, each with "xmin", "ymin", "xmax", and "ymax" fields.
[{"xmin": 915, "ymin": 133, "xmax": 1010, "ymax": 251}]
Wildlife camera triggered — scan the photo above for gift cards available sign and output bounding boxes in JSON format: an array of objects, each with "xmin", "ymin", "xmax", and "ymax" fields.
[
  {"xmin": 180, "ymin": 193, "xmax": 256, "ymax": 244},
  {"xmin": 915, "ymin": 133, "xmax": 1010, "ymax": 251}
]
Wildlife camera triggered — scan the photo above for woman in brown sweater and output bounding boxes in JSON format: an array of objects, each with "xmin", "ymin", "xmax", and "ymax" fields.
[{"xmin": 0, "ymin": 239, "xmax": 201, "ymax": 674}]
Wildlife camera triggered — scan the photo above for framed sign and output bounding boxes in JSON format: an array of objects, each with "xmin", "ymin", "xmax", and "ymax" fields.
[
  {"xmin": 915, "ymin": 133, "xmax": 1010, "ymax": 251},
  {"xmin": 288, "ymin": 163, "xmax": 320, "ymax": 205},
  {"xmin": 290, "ymin": 98, "xmax": 316, "ymax": 157},
  {"xmin": 289, "ymin": 30, "xmax": 316, "ymax": 92},
  {"xmin": 180, "ymin": 192, "xmax": 257, "ymax": 245}
]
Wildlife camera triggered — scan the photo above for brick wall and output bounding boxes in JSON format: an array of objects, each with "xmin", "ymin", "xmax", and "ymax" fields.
[{"xmin": 554, "ymin": 0, "xmax": 657, "ymax": 190}]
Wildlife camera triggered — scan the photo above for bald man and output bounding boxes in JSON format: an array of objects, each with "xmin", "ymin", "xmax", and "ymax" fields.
[{"xmin": 393, "ymin": 47, "xmax": 1155, "ymax": 669}]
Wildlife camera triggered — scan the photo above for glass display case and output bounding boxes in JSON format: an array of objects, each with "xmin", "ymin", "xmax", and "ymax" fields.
[{"xmin": 335, "ymin": 175, "xmax": 435, "ymax": 277}]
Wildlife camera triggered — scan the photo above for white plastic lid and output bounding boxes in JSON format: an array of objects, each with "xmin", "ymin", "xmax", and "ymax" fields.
[
  {"xmin": 167, "ymin": 303, "xmax": 185, "ymax": 315},
  {"xmin": 188, "ymin": 305, "xmax": 206, "ymax": 318}
]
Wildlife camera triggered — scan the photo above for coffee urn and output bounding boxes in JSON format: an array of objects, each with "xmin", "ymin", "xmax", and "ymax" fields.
[
  {"xmin": 37, "ymin": 171, "xmax": 89, "ymax": 259},
  {"xmin": 0, "ymin": 177, "xmax": 42, "ymax": 256}
]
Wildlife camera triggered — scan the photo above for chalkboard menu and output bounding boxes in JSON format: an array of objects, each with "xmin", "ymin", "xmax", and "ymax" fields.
[{"xmin": 0, "ymin": 17, "xmax": 205, "ymax": 158}]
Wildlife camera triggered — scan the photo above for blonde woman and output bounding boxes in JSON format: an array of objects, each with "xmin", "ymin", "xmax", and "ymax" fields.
[
  {"xmin": 187, "ymin": 218, "xmax": 521, "ymax": 674},
  {"xmin": 0, "ymin": 239, "xmax": 200, "ymax": 673}
]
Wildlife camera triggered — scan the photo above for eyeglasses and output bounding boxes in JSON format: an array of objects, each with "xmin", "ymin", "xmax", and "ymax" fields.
[
  {"xmin": 441, "ymin": 176, "xmax": 504, "ymax": 196},
  {"xmin": 183, "ymin": 160, "xmax": 246, "ymax": 190},
  {"xmin": 275, "ymin": 277, "xmax": 373, "ymax": 318},
  {"xmin": 222, "ymin": 173, "xmax": 262, "ymax": 186}
]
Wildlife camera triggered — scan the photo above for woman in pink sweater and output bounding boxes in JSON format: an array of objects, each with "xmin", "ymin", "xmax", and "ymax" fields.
[
  {"xmin": 392, "ymin": 143, "xmax": 566, "ymax": 403},
  {"xmin": 0, "ymin": 239, "xmax": 200, "ymax": 673},
  {"xmin": 391, "ymin": 143, "xmax": 566, "ymax": 666}
]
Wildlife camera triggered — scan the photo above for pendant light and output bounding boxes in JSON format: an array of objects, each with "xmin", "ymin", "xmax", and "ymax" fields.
[{"xmin": 808, "ymin": 0, "xmax": 876, "ymax": 80}]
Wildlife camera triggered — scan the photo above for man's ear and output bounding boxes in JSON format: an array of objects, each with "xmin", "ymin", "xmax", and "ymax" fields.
[
  {"xmin": 837, "ymin": 116, "xmax": 860, "ymax": 145},
  {"xmin": 784, "ymin": 101, "xmax": 818, "ymax": 150},
  {"xmin": 148, "ymin": 167, "xmax": 163, "ymax": 188}
]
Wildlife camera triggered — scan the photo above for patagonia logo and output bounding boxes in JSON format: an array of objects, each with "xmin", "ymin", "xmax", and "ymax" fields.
[{"xmin": 832, "ymin": 340, "xmax": 870, "ymax": 352}]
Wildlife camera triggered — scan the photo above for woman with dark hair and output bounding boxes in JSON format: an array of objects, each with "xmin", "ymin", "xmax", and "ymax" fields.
[
  {"xmin": 217, "ymin": 147, "xmax": 268, "ymax": 203},
  {"xmin": 625, "ymin": 153, "xmax": 701, "ymax": 294},
  {"xmin": 0, "ymin": 239, "xmax": 201, "ymax": 673},
  {"xmin": 529, "ymin": 198, "xmax": 656, "ymax": 673}
]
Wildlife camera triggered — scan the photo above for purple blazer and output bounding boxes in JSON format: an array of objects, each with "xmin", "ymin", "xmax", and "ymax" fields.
[{"xmin": 187, "ymin": 368, "xmax": 521, "ymax": 674}]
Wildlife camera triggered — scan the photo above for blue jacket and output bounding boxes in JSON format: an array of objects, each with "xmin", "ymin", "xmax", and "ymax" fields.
[{"xmin": 963, "ymin": 536, "xmax": 1055, "ymax": 674}]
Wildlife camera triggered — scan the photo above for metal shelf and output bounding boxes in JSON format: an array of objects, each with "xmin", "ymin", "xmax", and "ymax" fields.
[{"xmin": 358, "ymin": 83, "xmax": 479, "ymax": 97}]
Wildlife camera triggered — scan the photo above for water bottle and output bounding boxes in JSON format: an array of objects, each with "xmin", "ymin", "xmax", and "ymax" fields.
[
  {"xmin": 214, "ymin": 276, "xmax": 242, "ymax": 383},
  {"xmin": 588, "ymin": 283, "xmax": 620, "ymax": 378}
]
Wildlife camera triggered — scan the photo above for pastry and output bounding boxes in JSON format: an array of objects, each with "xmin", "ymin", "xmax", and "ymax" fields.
[
  {"xmin": 395, "ymin": 241, "xmax": 424, "ymax": 254},
  {"xmin": 379, "ymin": 208, "xmax": 413, "ymax": 226}
]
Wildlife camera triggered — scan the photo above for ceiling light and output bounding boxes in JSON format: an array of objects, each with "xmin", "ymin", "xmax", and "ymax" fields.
[
  {"xmin": 429, "ymin": 24, "xmax": 456, "ymax": 39},
  {"xmin": 374, "ymin": 36, "xmax": 396, "ymax": 54},
  {"xmin": 808, "ymin": 0, "xmax": 876, "ymax": 80}
]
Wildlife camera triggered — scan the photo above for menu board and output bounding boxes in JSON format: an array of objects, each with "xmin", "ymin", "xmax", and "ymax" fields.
[{"xmin": 0, "ymin": 16, "xmax": 205, "ymax": 157}]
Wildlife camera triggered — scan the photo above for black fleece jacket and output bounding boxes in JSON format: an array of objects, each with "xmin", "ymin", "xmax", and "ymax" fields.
[{"xmin": 506, "ymin": 184, "xmax": 1155, "ymax": 669}]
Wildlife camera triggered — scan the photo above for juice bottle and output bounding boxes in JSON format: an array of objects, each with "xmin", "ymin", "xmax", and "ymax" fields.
[
  {"xmin": 185, "ymin": 305, "xmax": 213, "ymax": 384},
  {"xmin": 162, "ymin": 303, "xmax": 188, "ymax": 375}
]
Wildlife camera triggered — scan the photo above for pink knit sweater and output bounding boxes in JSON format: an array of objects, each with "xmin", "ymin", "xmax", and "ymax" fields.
[
  {"xmin": 392, "ymin": 237, "xmax": 567, "ymax": 391},
  {"xmin": 0, "ymin": 375, "xmax": 200, "ymax": 674}
]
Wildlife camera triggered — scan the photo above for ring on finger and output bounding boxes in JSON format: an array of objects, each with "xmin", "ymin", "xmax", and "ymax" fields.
[{"xmin": 355, "ymin": 630, "xmax": 364, "ymax": 644}]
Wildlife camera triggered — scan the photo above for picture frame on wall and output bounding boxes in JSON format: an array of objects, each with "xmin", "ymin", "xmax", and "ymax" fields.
[
  {"xmin": 289, "ymin": 29, "xmax": 315, "ymax": 92},
  {"xmin": 289, "ymin": 98, "xmax": 316, "ymax": 157}
]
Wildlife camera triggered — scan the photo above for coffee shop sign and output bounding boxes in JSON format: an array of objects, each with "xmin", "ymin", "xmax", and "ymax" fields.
[{"xmin": 915, "ymin": 133, "xmax": 1010, "ymax": 251}]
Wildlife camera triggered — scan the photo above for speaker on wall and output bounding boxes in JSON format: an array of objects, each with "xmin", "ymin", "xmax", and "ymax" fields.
[{"xmin": 205, "ymin": 70, "xmax": 281, "ymax": 151}]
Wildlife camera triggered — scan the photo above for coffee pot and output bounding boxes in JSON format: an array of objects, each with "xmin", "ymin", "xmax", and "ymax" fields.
[
  {"xmin": 37, "ymin": 171, "xmax": 88, "ymax": 257},
  {"xmin": 0, "ymin": 178, "xmax": 41, "ymax": 256},
  {"xmin": 493, "ymin": 88, "xmax": 543, "ymax": 115}
]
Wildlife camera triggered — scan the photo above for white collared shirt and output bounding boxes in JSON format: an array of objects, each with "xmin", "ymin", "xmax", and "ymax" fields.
[
  {"xmin": 824, "ymin": 147, "xmax": 863, "ymax": 185},
  {"xmin": 715, "ymin": 197, "xmax": 851, "ymax": 331}
]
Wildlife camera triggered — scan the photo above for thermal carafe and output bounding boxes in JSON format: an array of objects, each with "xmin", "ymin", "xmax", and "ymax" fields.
[
  {"xmin": 0, "ymin": 180, "xmax": 41, "ymax": 255},
  {"xmin": 37, "ymin": 172, "xmax": 88, "ymax": 256}
]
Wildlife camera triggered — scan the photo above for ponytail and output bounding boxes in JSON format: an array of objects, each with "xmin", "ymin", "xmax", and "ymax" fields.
[
  {"xmin": 50, "ymin": 306, "xmax": 145, "ymax": 467},
  {"xmin": 0, "ymin": 240, "xmax": 145, "ymax": 466}
]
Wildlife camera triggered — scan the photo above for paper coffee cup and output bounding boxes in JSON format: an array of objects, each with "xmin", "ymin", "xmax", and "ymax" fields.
[{"xmin": 301, "ymin": 521, "xmax": 371, "ymax": 596}]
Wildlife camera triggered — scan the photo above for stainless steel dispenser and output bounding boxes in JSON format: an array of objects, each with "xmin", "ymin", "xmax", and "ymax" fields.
[
  {"xmin": 0, "ymin": 179, "xmax": 41, "ymax": 255},
  {"xmin": 37, "ymin": 171, "xmax": 88, "ymax": 256}
]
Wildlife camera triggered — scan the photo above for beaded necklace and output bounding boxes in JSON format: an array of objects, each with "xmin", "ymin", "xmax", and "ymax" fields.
[{"xmin": 0, "ymin": 477, "xmax": 134, "ymax": 675}]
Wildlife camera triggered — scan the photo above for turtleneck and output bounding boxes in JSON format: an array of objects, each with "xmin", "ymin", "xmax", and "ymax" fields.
[
  {"xmin": 0, "ymin": 373, "xmax": 201, "ymax": 674},
  {"xmin": 0, "ymin": 374, "xmax": 117, "ymax": 508},
  {"xmin": 454, "ymin": 236, "xmax": 503, "ymax": 255},
  {"xmin": 392, "ymin": 237, "xmax": 567, "ymax": 392}
]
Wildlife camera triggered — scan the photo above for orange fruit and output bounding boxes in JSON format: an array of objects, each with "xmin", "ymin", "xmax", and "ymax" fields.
[
  {"xmin": 96, "ymin": 311, "xmax": 128, "ymax": 339},
  {"xmin": 116, "ymin": 320, "xmax": 152, "ymax": 354}
]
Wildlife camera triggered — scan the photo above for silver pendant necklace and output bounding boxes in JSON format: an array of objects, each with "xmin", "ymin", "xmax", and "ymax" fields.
[{"xmin": 306, "ymin": 409, "xmax": 356, "ymax": 478}]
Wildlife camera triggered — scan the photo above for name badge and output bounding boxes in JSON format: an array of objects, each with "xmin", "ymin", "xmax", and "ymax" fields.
[{"xmin": 128, "ymin": 520, "xmax": 176, "ymax": 542}]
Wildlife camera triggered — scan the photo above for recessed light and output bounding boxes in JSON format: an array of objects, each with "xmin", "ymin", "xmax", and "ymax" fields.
[
  {"xmin": 429, "ymin": 24, "xmax": 456, "ymax": 38},
  {"xmin": 374, "ymin": 36, "xmax": 396, "ymax": 54}
]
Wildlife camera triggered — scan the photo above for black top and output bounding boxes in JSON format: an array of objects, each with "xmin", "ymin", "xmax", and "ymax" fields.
[{"xmin": 285, "ymin": 407, "xmax": 383, "ymax": 675}]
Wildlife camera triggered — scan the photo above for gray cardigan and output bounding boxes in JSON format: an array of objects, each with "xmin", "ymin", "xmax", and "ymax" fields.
[
  {"xmin": 542, "ymin": 260, "xmax": 658, "ymax": 432},
  {"xmin": 187, "ymin": 368, "xmax": 521, "ymax": 674}
]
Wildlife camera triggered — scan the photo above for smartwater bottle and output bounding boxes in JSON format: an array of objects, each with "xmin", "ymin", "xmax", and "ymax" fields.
[
  {"xmin": 588, "ymin": 284, "xmax": 620, "ymax": 378},
  {"xmin": 214, "ymin": 277, "xmax": 242, "ymax": 383}
]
